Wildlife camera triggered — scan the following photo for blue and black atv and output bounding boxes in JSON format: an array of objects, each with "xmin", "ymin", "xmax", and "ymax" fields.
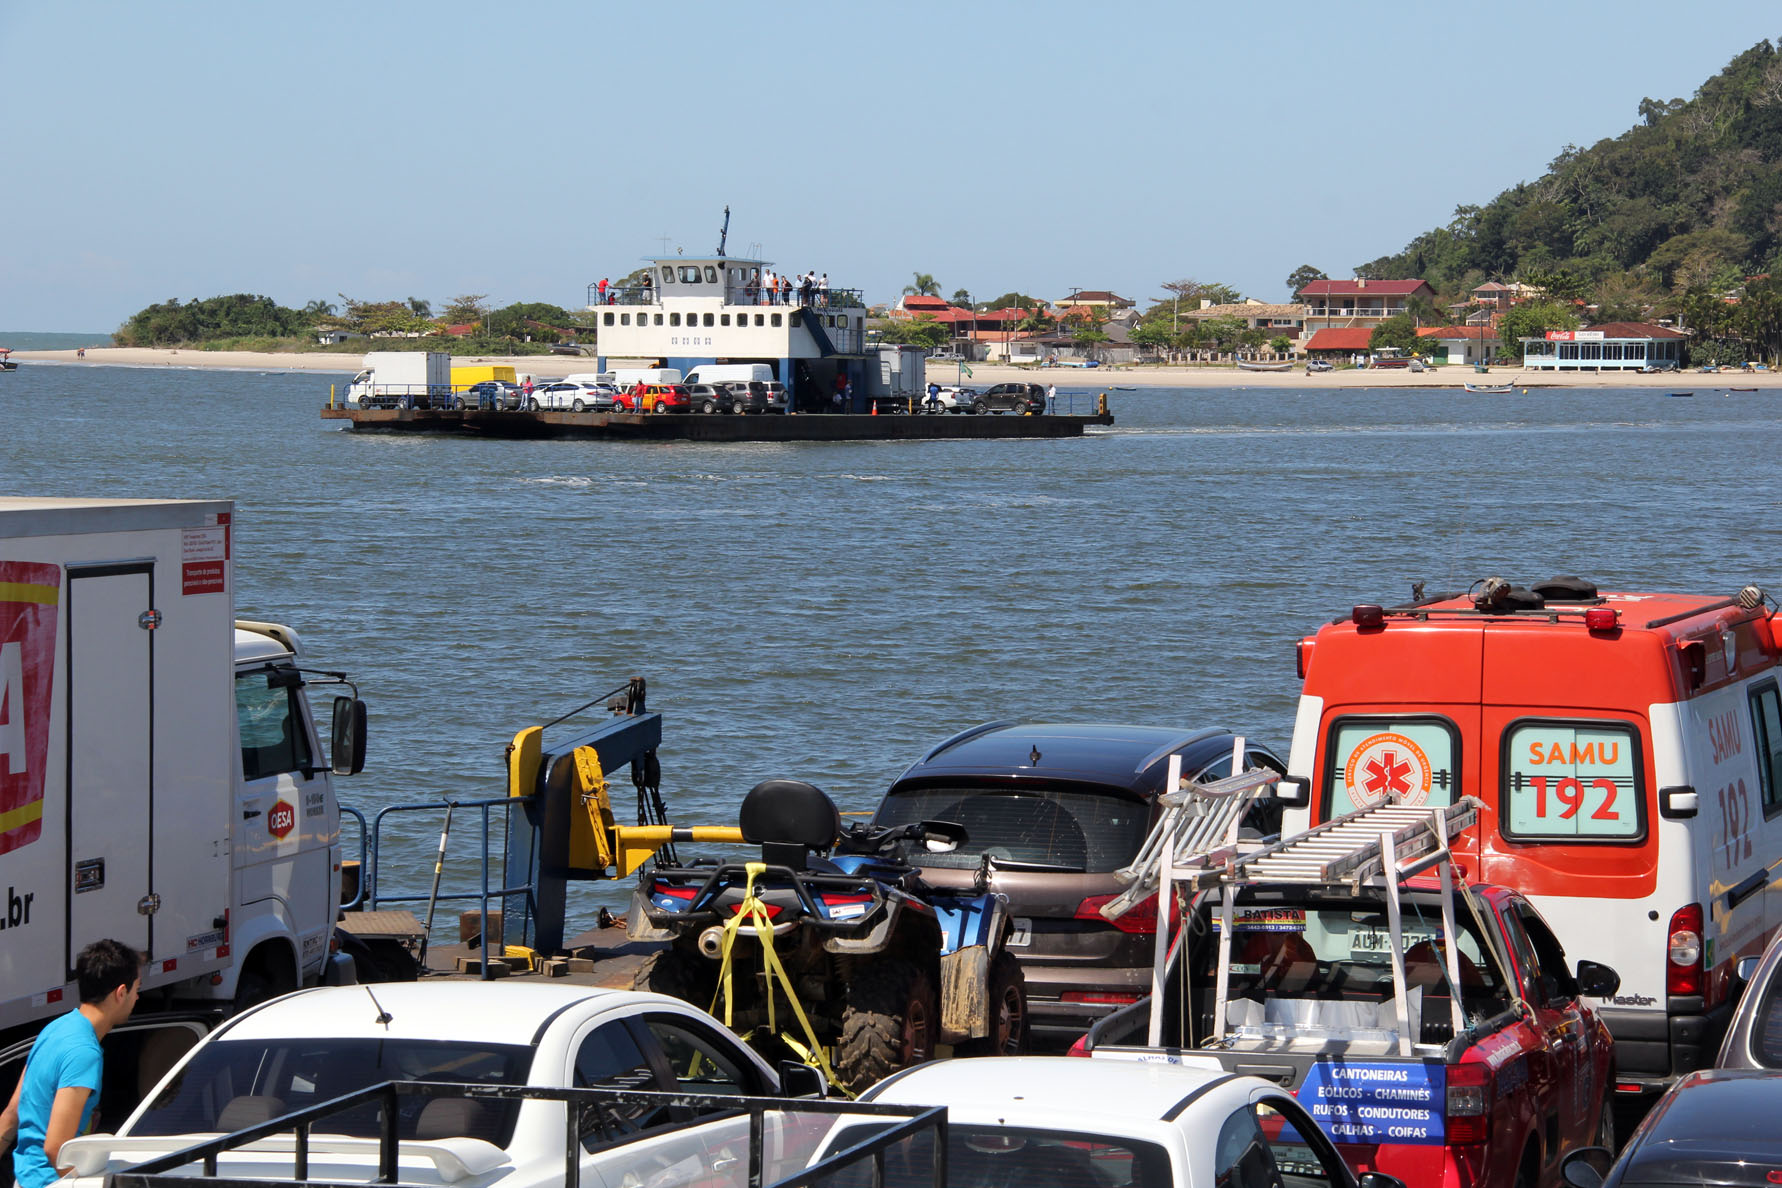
[{"xmin": 626, "ymin": 779, "xmax": 1026, "ymax": 1092}]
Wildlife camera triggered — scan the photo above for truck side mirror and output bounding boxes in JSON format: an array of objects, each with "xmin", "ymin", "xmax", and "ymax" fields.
[
  {"xmin": 331, "ymin": 697, "xmax": 367, "ymax": 775},
  {"xmin": 1575, "ymin": 960, "xmax": 1620, "ymax": 999},
  {"xmin": 1275, "ymin": 775, "xmax": 1310, "ymax": 807}
]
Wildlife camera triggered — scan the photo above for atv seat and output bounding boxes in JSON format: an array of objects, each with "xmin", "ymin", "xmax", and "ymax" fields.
[{"xmin": 739, "ymin": 779, "xmax": 841, "ymax": 870}]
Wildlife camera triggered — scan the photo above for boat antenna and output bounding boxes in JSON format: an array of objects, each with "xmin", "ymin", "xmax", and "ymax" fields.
[{"xmin": 717, "ymin": 205, "xmax": 730, "ymax": 258}]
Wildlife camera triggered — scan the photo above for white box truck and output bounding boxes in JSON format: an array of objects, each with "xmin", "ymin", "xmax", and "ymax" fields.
[
  {"xmin": 344, "ymin": 352, "xmax": 452, "ymax": 409},
  {"xmin": 682, "ymin": 363, "xmax": 774, "ymax": 386},
  {"xmin": 0, "ymin": 498, "xmax": 367, "ymax": 1047}
]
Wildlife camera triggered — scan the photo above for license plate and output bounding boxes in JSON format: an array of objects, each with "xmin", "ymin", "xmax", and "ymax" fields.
[{"xmin": 1008, "ymin": 919, "xmax": 1033, "ymax": 947}]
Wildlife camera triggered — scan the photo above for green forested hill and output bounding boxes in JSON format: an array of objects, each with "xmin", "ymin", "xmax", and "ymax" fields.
[{"xmin": 1358, "ymin": 39, "xmax": 1782, "ymax": 306}]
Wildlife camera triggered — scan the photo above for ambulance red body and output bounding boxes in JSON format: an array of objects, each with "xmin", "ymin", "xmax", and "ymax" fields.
[{"xmin": 1280, "ymin": 577, "xmax": 1782, "ymax": 1102}]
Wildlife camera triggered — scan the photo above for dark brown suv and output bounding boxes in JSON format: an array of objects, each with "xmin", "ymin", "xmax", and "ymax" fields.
[
  {"xmin": 971, "ymin": 383, "xmax": 1048, "ymax": 414},
  {"xmin": 871, "ymin": 722, "xmax": 1284, "ymax": 1043}
]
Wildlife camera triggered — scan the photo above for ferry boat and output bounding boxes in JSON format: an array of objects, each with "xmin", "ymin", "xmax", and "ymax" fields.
[{"xmin": 590, "ymin": 246, "xmax": 871, "ymax": 413}]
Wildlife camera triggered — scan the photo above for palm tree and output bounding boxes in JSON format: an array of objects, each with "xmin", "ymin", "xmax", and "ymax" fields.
[{"xmin": 904, "ymin": 273, "xmax": 941, "ymax": 298}]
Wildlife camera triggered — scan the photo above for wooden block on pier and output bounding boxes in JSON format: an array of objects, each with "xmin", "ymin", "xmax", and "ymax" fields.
[
  {"xmin": 455, "ymin": 956, "xmax": 510, "ymax": 978},
  {"xmin": 565, "ymin": 957, "xmax": 596, "ymax": 974}
]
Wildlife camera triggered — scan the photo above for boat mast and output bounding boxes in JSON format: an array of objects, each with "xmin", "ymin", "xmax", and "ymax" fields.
[{"xmin": 717, "ymin": 205, "xmax": 730, "ymax": 258}]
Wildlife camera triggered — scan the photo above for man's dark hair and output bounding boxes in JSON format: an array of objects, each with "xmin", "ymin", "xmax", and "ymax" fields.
[{"xmin": 76, "ymin": 939, "xmax": 141, "ymax": 1003}]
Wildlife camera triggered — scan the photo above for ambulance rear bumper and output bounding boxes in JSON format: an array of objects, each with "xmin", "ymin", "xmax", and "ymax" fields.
[{"xmin": 1599, "ymin": 998, "xmax": 1735, "ymax": 1090}]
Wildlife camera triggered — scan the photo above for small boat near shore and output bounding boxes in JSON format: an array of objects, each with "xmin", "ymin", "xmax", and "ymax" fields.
[
  {"xmin": 1463, "ymin": 382, "xmax": 1515, "ymax": 394},
  {"xmin": 1236, "ymin": 360, "xmax": 1293, "ymax": 373},
  {"xmin": 0, "ymin": 349, "xmax": 16, "ymax": 372}
]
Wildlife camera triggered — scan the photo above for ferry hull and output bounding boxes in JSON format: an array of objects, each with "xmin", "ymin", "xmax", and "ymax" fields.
[{"xmin": 321, "ymin": 408, "xmax": 1112, "ymax": 440}]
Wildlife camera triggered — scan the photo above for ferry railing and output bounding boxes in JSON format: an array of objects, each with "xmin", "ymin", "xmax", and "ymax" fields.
[
  {"xmin": 355, "ymin": 795, "xmax": 535, "ymax": 978},
  {"xmin": 109, "ymin": 1081, "xmax": 946, "ymax": 1188}
]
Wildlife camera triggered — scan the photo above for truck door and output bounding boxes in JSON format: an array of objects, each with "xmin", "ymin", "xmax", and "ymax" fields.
[
  {"xmin": 1501, "ymin": 905, "xmax": 1592, "ymax": 1161},
  {"xmin": 66, "ymin": 565, "xmax": 154, "ymax": 967},
  {"xmin": 234, "ymin": 667, "xmax": 332, "ymax": 977}
]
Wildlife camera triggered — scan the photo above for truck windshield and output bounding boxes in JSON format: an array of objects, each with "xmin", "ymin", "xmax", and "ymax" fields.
[
  {"xmin": 873, "ymin": 785, "xmax": 1151, "ymax": 872},
  {"xmin": 130, "ymin": 1037, "xmax": 532, "ymax": 1146},
  {"xmin": 235, "ymin": 672, "xmax": 312, "ymax": 781},
  {"xmin": 813, "ymin": 1123, "xmax": 1171, "ymax": 1188}
]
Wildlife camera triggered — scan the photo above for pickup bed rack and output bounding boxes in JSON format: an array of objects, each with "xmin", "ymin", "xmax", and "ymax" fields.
[{"xmin": 1101, "ymin": 762, "xmax": 1485, "ymax": 1055}]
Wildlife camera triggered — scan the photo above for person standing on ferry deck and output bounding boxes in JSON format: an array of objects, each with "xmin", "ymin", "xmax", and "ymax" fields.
[{"xmin": 1, "ymin": 940, "xmax": 142, "ymax": 1188}]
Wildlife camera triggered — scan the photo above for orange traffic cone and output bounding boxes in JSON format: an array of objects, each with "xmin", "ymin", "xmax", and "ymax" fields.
[{"xmin": 870, "ymin": 402, "xmax": 877, "ymax": 416}]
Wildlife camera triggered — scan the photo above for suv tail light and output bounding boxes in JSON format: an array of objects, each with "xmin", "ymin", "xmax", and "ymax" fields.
[
  {"xmin": 1667, "ymin": 903, "xmax": 1704, "ymax": 997},
  {"xmin": 1445, "ymin": 1062, "xmax": 1492, "ymax": 1145},
  {"xmin": 1075, "ymin": 892, "xmax": 1171, "ymax": 935}
]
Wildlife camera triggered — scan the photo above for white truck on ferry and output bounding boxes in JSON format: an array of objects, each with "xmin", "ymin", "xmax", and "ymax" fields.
[{"xmin": 0, "ymin": 498, "xmax": 368, "ymax": 1062}]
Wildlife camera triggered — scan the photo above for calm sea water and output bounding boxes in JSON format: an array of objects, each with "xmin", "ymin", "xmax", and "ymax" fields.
[{"xmin": 5, "ymin": 363, "xmax": 1780, "ymax": 933}]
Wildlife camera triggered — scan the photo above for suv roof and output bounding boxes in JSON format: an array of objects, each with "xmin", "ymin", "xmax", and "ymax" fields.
[{"xmin": 893, "ymin": 722, "xmax": 1234, "ymax": 796}]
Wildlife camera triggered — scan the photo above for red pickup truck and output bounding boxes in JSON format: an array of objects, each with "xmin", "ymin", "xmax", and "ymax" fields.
[{"xmin": 1078, "ymin": 869, "xmax": 1620, "ymax": 1188}]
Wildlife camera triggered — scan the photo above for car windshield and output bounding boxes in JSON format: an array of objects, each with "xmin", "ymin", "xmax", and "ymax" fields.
[
  {"xmin": 873, "ymin": 784, "xmax": 1151, "ymax": 872},
  {"xmin": 130, "ymin": 1037, "xmax": 532, "ymax": 1146},
  {"xmin": 813, "ymin": 1122, "xmax": 1171, "ymax": 1188}
]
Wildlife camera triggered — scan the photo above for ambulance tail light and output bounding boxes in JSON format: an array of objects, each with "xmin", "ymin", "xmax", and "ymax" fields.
[
  {"xmin": 1297, "ymin": 638, "xmax": 1315, "ymax": 679},
  {"xmin": 1445, "ymin": 1062, "xmax": 1493, "ymax": 1145},
  {"xmin": 1667, "ymin": 904, "xmax": 1704, "ymax": 997},
  {"xmin": 1584, "ymin": 607, "xmax": 1619, "ymax": 632}
]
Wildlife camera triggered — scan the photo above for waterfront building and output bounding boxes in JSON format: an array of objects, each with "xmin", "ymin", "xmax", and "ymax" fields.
[
  {"xmin": 1296, "ymin": 278, "xmax": 1435, "ymax": 333},
  {"xmin": 1519, "ymin": 322, "xmax": 1686, "ymax": 371}
]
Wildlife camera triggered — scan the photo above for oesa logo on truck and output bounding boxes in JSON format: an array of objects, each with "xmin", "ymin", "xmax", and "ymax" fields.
[{"xmin": 267, "ymin": 800, "xmax": 296, "ymax": 839}]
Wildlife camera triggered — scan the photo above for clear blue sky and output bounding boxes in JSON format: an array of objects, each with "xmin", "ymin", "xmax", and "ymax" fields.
[{"xmin": 3, "ymin": 1, "xmax": 1776, "ymax": 331}]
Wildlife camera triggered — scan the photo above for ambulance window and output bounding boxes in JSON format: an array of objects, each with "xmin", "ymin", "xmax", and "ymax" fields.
[
  {"xmin": 1749, "ymin": 684, "xmax": 1782, "ymax": 818},
  {"xmin": 236, "ymin": 672, "xmax": 312, "ymax": 781},
  {"xmin": 1324, "ymin": 718, "xmax": 1459, "ymax": 817},
  {"xmin": 1501, "ymin": 720, "xmax": 1643, "ymax": 842}
]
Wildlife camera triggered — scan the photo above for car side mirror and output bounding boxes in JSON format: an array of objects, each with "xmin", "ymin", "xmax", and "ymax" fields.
[
  {"xmin": 1575, "ymin": 960, "xmax": 1620, "ymax": 999},
  {"xmin": 1275, "ymin": 775, "xmax": 1309, "ymax": 807},
  {"xmin": 1357, "ymin": 1173, "xmax": 1409, "ymax": 1188},
  {"xmin": 1561, "ymin": 1147, "xmax": 1613, "ymax": 1188},
  {"xmin": 331, "ymin": 696, "xmax": 368, "ymax": 776},
  {"xmin": 777, "ymin": 1060, "xmax": 827, "ymax": 1099}
]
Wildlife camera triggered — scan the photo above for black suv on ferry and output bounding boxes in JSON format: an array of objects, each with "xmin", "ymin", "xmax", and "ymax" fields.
[
  {"xmin": 971, "ymin": 382, "xmax": 1048, "ymax": 414},
  {"xmin": 870, "ymin": 722, "xmax": 1286, "ymax": 1042}
]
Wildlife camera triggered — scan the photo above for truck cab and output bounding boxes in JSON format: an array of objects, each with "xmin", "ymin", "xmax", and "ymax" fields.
[{"xmin": 224, "ymin": 622, "xmax": 364, "ymax": 1007}]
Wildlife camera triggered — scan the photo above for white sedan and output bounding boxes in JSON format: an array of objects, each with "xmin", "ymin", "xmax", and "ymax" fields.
[
  {"xmin": 529, "ymin": 381, "xmax": 617, "ymax": 412},
  {"xmin": 60, "ymin": 983, "xmax": 827, "ymax": 1188},
  {"xmin": 816, "ymin": 1057, "xmax": 1409, "ymax": 1188},
  {"xmin": 921, "ymin": 386, "xmax": 977, "ymax": 413}
]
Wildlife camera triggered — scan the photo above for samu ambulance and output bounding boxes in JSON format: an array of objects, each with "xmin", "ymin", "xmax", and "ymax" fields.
[{"xmin": 1279, "ymin": 575, "xmax": 1782, "ymax": 1104}]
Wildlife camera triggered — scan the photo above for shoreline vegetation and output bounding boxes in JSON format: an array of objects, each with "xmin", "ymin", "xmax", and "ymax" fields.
[{"xmin": 13, "ymin": 347, "xmax": 1781, "ymax": 389}]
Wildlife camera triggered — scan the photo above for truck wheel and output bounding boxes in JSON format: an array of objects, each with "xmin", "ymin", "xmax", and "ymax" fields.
[
  {"xmin": 632, "ymin": 946, "xmax": 715, "ymax": 1010},
  {"xmin": 957, "ymin": 952, "xmax": 1027, "ymax": 1057},
  {"xmin": 837, "ymin": 959, "xmax": 936, "ymax": 1093},
  {"xmin": 1596, "ymin": 1098, "xmax": 1616, "ymax": 1155}
]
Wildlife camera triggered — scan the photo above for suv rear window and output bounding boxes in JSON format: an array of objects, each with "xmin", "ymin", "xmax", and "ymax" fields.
[
  {"xmin": 814, "ymin": 1122, "xmax": 1171, "ymax": 1188},
  {"xmin": 873, "ymin": 784, "xmax": 1150, "ymax": 873}
]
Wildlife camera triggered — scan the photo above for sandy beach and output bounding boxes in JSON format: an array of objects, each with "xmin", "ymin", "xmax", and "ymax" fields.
[{"xmin": 12, "ymin": 347, "xmax": 1780, "ymax": 389}]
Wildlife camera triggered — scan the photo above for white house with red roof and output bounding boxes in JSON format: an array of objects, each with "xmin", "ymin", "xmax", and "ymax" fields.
[
  {"xmin": 1520, "ymin": 322, "xmax": 1686, "ymax": 371},
  {"xmin": 1296, "ymin": 278, "xmax": 1435, "ymax": 332}
]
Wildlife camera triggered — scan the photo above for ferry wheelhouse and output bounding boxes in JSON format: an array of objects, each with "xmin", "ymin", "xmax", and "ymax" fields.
[{"xmin": 589, "ymin": 256, "xmax": 871, "ymax": 412}]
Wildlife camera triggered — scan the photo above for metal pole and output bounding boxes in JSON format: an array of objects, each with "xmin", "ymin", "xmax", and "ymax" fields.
[{"xmin": 418, "ymin": 802, "xmax": 455, "ymax": 969}]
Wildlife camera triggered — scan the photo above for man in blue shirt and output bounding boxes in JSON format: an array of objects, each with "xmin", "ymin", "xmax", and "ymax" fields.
[{"xmin": 1, "ymin": 940, "xmax": 141, "ymax": 1187}]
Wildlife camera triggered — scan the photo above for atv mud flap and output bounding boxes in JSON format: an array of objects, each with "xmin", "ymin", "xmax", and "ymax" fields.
[{"xmin": 940, "ymin": 944, "xmax": 990, "ymax": 1043}]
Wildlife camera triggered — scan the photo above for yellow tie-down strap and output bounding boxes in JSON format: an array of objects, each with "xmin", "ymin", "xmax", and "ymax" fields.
[{"xmin": 709, "ymin": 861, "xmax": 849, "ymax": 1097}]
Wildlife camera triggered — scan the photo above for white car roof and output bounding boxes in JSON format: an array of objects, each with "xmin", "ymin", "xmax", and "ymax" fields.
[
  {"xmin": 863, "ymin": 1057, "xmax": 1251, "ymax": 1128},
  {"xmin": 218, "ymin": 983, "xmax": 668, "ymax": 1047}
]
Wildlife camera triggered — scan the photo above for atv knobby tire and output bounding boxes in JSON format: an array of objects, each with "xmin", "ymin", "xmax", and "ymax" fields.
[
  {"xmin": 837, "ymin": 959, "xmax": 936, "ymax": 1093},
  {"xmin": 632, "ymin": 945, "xmax": 717, "ymax": 1011},
  {"xmin": 957, "ymin": 951, "xmax": 1028, "ymax": 1057}
]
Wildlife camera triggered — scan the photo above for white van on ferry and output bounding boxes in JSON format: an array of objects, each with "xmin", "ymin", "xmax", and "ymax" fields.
[{"xmin": 1278, "ymin": 575, "xmax": 1782, "ymax": 1102}]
